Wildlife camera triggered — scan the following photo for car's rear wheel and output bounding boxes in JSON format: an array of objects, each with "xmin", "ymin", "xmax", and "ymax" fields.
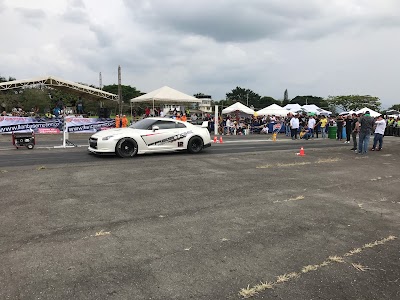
[
  {"xmin": 187, "ymin": 136, "xmax": 204, "ymax": 154},
  {"xmin": 115, "ymin": 138, "xmax": 138, "ymax": 158}
]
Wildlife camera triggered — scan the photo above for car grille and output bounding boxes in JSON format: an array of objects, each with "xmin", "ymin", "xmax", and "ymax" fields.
[{"xmin": 89, "ymin": 137, "xmax": 98, "ymax": 149}]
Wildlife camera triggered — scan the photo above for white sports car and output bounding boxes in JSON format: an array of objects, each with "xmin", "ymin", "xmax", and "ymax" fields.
[{"xmin": 88, "ymin": 117, "xmax": 211, "ymax": 157}]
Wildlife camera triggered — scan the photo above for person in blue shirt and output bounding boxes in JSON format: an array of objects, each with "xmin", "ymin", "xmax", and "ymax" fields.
[{"xmin": 53, "ymin": 106, "xmax": 61, "ymax": 117}]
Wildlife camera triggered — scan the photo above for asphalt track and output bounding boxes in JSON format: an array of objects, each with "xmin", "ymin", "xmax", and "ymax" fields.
[
  {"xmin": 0, "ymin": 139, "xmax": 346, "ymax": 168},
  {"xmin": 1, "ymin": 135, "xmax": 399, "ymax": 299}
]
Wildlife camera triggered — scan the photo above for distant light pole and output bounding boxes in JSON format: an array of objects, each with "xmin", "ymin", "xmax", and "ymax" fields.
[
  {"xmin": 246, "ymin": 93, "xmax": 249, "ymax": 106},
  {"xmin": 118, "ymin": 65, "xmax": 122, "ymax": 115}
]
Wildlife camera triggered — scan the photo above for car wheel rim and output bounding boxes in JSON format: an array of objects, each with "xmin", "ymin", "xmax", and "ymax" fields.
[
  {"xmin": 191, "ymin": 141, "xmax": 201, "ymax": 151},
  {"xmin": 121, "ymin": 141, "xmax": 135, "ymax": 155}
]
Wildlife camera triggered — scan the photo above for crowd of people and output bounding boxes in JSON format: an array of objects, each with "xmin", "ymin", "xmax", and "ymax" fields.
[
  {"xmin": 200, "ymin": 112, "xmax": 399, "ymax": 154},
  {"xmin": 1, "ymin": 106, "xmax": 40, "ymax": 117},
  {"xmin": 1, "ymin": 97, "xmax": 85, "ymax": 118},
  {"xmin": 203, "ymin": 114, "xmax": 334, "ymax": 137}
]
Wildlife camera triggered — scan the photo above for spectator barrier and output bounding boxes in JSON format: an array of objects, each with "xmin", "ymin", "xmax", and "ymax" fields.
[{"xmin": 0, "ymin": 116, "xmax": 115, "ymax": 134}]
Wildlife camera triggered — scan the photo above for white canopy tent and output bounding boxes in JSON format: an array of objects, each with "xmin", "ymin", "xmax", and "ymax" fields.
[
  {"xmin": 355, "ymin": 107, "xmax": 381, "ymax": 117},
  {"xmin": 256, "ymin": 104, "xmax": 288, "ymax": 116},
  {"xmin": 283, "ymin": 104, "xmax": 302, "ymax": 113},
  {"xmin": 222, "ymin": 102, "xmax": 254, "ymax": 115},
  {"xmin": 302, "ymin": 104, "xmax": 332, "ymax": 116},
  {"xmin": 130, "ymin": 86, "xmax": 202, "ymax": 111},
  {"xmin": 339, "ymin": 110, "xmax": 356, "ymax": 116}
]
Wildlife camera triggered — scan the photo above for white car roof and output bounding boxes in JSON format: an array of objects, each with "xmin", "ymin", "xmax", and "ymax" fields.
[{"xmin": 138, "ymin": 117, "xmax": 189, "ymax": 124}]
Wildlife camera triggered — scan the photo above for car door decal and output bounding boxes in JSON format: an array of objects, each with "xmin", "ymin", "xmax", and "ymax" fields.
[
  {"xmin": 146, "ymin": 130, "xmax": 193, "ymax": 146},
  {"xmin": 140, "ymin": 132, "xmax": 162, "ymax": 145}
]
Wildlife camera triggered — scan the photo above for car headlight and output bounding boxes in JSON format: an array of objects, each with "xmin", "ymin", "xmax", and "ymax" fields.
[{"xmin": 102, "ymin": 135, "xmax": 115, "ymax": 141}]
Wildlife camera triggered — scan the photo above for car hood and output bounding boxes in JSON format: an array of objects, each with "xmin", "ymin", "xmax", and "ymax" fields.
[{"xmin": 91, "ymin": 128, "xmax": 134, "ymax": 138}]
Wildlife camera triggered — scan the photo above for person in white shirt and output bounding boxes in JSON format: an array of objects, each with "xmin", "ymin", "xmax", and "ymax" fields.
[
  {"xmin": 371, "ymin": 115, "xmax": 386, "ymax": 151},
  {"xmin": 225, "ymin": 118, "xmax": 232, "ymax": 135},
  {"xmin": 290, "ymin": 115, "xmax": 300, "ymax": 140},
  {"xmin": 260, "ymin": 124, "xmax": 269, "ymax": 134},
  {"xmin": 307, "ymin": 116, "xmax": 316, "ymax": 138}
]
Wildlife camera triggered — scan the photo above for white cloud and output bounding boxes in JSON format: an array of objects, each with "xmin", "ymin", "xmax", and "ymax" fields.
[
  {"xmin": 14, "ymin": 7, "xmax": 47, "ymax": 28},
  {"xmin": 0, "ymin": 0, "xmax": 400, "ymax": 107}
]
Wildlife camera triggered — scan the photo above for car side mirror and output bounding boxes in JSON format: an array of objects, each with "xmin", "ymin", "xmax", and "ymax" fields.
[{"xmin": 152, "ymin": 126, "xmax": 160, "ymax": 131}]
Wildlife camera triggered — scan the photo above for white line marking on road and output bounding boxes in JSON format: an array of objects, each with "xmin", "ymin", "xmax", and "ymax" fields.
[{"xmin": 0, "ymin": 145, "xmax": 88, "ymax": 151}]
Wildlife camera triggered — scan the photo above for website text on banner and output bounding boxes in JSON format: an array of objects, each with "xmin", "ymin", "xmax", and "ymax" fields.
[
  {"xmin": 66, "ymin": 117, "xmax": 115, "ymax": 133},
  {"xmin": 0, "ymin": 116, "xmax": 115, "ymax": 134}
]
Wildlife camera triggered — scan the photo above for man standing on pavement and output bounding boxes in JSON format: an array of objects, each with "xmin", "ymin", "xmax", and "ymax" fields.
[
  {"xmin": 350, "ymin": 114, "xmax": 359, "ymax": 151},
  {"xmin": 387, "ymin": 117, "xmax": 394, "ymax": 136},
  {"xmin": 371, "ymin": 115, "xmax": 386, "ymax": 151},
  {"xmin": 290, "ymin": 114, "xmax": 300, "ymax": 140},
  {"xmin": 344, "ymin": 115, "xmax": 353, "ymax": 144},
  {"xmin": 336, "ymin": 115, "xmax": 344, "ymax": 141},
  {"xmin": 307, "ymin": 116, "xmax": 316, "ymax": 138},
  {"xmin": 285, "ymin": 113, "xmax": 292, "ymax": 137},
  {"xmin": 358, "ymin": 111, "xmax": 375, "ymax": 154},
  {"xmin": 319, "ymin": 115, "xmax": 328, "ymax": 138}
]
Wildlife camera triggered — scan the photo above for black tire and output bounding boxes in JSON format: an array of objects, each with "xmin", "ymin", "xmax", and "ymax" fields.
[
  {"xmin": 115, "ymin": 138, "xmax": 138, "ymax": 158},
  {"xmin": 26, "ymin": 143, "xmax": 34, "ymax": 150},
  {"xmin": 187, "ymin": 136, "xmax": 204, "ymax": 154}
]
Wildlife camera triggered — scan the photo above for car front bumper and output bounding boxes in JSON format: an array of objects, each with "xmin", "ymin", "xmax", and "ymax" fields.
[{"xmin": 88, "ymin": 137, "xmax": 118, "ymax": 153}]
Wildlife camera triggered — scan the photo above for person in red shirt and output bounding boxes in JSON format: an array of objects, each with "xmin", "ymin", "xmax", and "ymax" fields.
[{"xmin": 145, "ymin": 107, "xmax": 150, "ymax": 117}]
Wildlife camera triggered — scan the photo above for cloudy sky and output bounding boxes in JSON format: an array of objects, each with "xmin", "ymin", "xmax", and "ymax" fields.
[{"xmin": 1, "ymin": 0, "xmax": 400, "ymax": 107}]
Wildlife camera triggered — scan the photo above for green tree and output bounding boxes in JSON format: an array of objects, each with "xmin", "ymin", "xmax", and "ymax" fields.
[
  {"xmin": 19, "ymin": 88, "xmax": 52, "ymax": 113},
  {"xmin": 193, "ymin": 92, "xmax": 205, "ymax": 98},
  {"xmin": 259, "ymin": 96, "xmax": 281, "ymax": 108},
  {"xmin": 0, "ymin": 75, "xmax": 16, "ymax": 83},
  {"xmin": 291, "ymin": 95, "xmax": 324, "ymax": 106},
  {"xmin": 327, "ymin": 95, "xmax": 381, "ymax": 112},
  {"xmin": 388, "ymin": 104, "xmax": 400, "ymax": 111},
  {"xmin": 102, "ymin": 84, "xmax": 141, "ymax": 103},
  {"xmin": 226, "ymin": 87, "xmax": 261, "ymax": 108},
  {"xmin": 48, "ymin": 88, "xmax": 78, "ymax": 107},
  {"xmin": 283, "ymin": 89, "xmax": 288, "ymax": 102}
]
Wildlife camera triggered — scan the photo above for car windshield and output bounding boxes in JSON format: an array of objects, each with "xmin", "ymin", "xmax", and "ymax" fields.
[{"xmin": 129, "ymin": 118, "xmax": 157, "ymax": 130}]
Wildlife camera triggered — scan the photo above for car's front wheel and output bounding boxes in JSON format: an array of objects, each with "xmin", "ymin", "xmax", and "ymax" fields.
[
  {"xmin": 187, "ymin": 136, "xmax": 204, "ymax": 154},
  {"xmin": 115, "ymin": 138, "xmax": 138, "ymax": 158}
]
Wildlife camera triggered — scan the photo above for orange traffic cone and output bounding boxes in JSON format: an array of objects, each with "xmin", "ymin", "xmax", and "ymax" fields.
[
  {"xmin": 219, "ymin": 136, "xmax": 223, "ymax": 144},
  {"xmin": 213, "ymin": 136, "xmax": 217, "ymax": 143},
  {"xmin": 297, "ymin": 146, "xmax": 305, "ymax": 156},
  {"xmin": 272, "ymin": 133, "xmax": 277, "ymax": 142}
]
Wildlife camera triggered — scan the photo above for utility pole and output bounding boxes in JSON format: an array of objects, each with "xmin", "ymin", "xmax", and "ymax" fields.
[
  {"xmin": 99, "ymin": 72, "xmax": 103, "ymax": 108},
  {"xmin": 118, "ymin": 65, "xmax": 122, "ymax": 115},
  {"xmin": 99, "ymin": 72, "xmax": 102, "ymax": 90},
  {"xmin": 246, "ymin": 93, "xmax": 249, "ymax": 106}
]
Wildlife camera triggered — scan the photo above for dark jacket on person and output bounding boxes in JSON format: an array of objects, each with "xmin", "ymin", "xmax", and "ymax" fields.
[
  {"xmin": 345, "ymin": 119, "xmax": 352, "ymax": 132},
  {"xmin": 359, "ymin": 115, "xmax": 375, "ymax": 134},
  {"xmin": 336, "ymin": 117, "xmax": 344, "ymax": 128}
]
